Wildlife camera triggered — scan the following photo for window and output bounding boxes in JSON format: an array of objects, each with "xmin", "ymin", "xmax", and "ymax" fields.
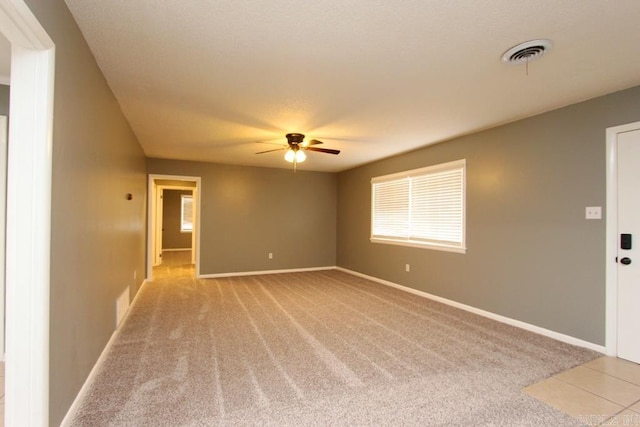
[
  {"xmin": 180, "ymin": 194, "xmax": 193, "ymax": 232},
  {"xmin": 371, "ymin": 159, "xmax": 466, "ymax": 253}
]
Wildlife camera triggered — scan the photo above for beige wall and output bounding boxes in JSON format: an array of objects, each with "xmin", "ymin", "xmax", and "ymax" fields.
[
  {"xmin": 338, "ymin": 84, "xmax": 640, "ymax": 347},
  {"xmin": 148, "ymin": 159, "xmax": 337, "ymax": 274},
  {"xmin": 162, "ymin": 189, "xmax": 193, "ymax": 249},
  {"xmin": 24, "ymin": 1, "xmax": 147, "ymax": 424}
]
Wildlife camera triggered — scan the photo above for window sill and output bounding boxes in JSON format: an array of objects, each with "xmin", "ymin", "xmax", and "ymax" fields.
[{"xmin": 370, "ymin": 237, "xmax": 467, "ymax": 254}]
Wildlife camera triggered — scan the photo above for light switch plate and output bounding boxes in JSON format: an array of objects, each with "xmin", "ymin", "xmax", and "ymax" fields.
[{"xmin": 585, "ymin": 206, "xmax": 602, "ymax": 220}]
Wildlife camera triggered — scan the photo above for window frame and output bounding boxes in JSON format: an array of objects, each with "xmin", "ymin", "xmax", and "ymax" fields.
[
  {"xmin": 370, "ymin": 159, "xmax": 466, "ymax": 253},
  {"xmin": 180, "ymin": 194, "xmax": 193, "ymax": 233}
]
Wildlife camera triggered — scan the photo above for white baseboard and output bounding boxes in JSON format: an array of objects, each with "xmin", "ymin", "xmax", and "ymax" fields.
[
  {"xmin": 60, "ymin": 279, "xmax": 149, "ymax": 426},
  {"xmin": 162, "ymin": 248, "xmax": 191, "ymax": 252},
  {"xmin": 198, "ymin": 265, "xmax": 337, "ymax": 279},
  {"xmin": 337, "ymin": 267, "xmax": 605, "ymax": 354}
]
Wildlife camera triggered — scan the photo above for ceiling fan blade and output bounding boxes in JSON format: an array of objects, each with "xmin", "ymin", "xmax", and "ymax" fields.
[
  {"xmin": 255, "ymin": 147, "xmax": 286, "ymax": 154},
  {"xmin": 306, "ymin": 146, "xmax": 340, "ymax": 155},
  {"xmin": 256, "ymin": 140, "xmax": 287, "ymax": 147},
  {"xmin": 306, "ymin": 139, "xmax": 323, "ymax": 146}
]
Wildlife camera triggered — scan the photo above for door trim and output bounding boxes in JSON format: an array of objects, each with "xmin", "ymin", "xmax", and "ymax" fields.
[
  {"xmin": 153, "ymin": 185, "xmax": 163, "ymax": 266},
  {"xmin": 605, "ymin": 120, "xmax": 640, "ymax": 356},
  {"xmin": 147, "ymin": 174, "xmax": 201, "ymax": 280},
  {"xmin": 0, "ymin": 115, "xmax": 7, "ymax": 361},
  {"xmin": 0, "ymin": 0, "xmax": 55, "ymax": 424}
]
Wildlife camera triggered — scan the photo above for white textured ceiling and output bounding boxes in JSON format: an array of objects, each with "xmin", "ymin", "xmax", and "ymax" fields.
[{"xmin": 64, "ymin": 0, "xmax": 640, "ymax": 172}]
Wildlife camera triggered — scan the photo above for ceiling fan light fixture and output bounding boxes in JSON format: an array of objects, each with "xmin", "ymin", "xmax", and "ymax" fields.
[
  {"xmin": 295, "ymin": 150, "xmax": 306, "ymax": 163},
  {"xmin": 284, "ymin": 149, "xmax": 295, "ymax": 163}
]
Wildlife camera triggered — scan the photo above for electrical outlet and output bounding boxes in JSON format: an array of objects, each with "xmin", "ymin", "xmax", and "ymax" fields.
[
  {"xmin": 405, "ymin": 264, "xmax": 410, "ymax": 272},
  {"xmin": 133, "ymin": 269, "xmax": 137, "ymax": 280},
  {"xmin": 268, "ymin": 252, "xmax": 273, "ymax": 259},
  {"xmin": 585, "ymin": 206, "xmax": 602, "ymax": 220}
]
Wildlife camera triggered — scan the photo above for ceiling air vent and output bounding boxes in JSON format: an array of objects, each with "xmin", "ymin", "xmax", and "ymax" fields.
[{"xmin": 501, "ymin": 39, "xmax": 552, "ymax": 64}]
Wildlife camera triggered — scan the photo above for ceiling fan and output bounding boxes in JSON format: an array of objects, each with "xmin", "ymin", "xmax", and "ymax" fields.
[{"xmin": 255, "ymin": 133, "xmax": 340, "ymax": 167}]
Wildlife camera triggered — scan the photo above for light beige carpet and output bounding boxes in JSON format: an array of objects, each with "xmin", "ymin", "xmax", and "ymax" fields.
[{"xmin": 69, "ymin": 267, "xmax": 599, "ymax": 425}]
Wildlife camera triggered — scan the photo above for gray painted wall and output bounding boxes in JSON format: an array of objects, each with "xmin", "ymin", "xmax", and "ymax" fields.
[
  {"xmin": 162, "ymin": 189, "xmax": 193, "ymax": 249},
  {"xmin": 147, "ymin": 159, "xmax": 337, "ymax": 274},
  {"xmin": 337, "ymin": 84, "xmax": 640, "ymax": 347},
  {"xmin": 24, "ymin": 1, "xmax": 147, "ymax": 424},
  {"xmin": 0, "ymin": 84, "xmax": 9, "ymax": 116}
]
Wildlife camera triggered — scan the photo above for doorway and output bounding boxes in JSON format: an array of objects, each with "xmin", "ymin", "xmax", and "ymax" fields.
[
  {"xmin": 147, "ymin": 174, "xmax": 201, "ymax": 279},
  {"xmin": 606, "ymin": 121, "xmax": 640, "ymax": 364}
]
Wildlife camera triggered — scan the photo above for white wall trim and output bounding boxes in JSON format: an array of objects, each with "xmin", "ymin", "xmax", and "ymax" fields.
[
  {"xmin": 605, "ymin": 121, "xmax": 640, "ymax": 357},
  {"xmin": 0, "ymin": 116, "xmax": 7, "ymax": 361},
  {"xmin": 0, "ymin": 0, "xmax": 52, "ymax": 49},
  {"xmin": 337, "ymin": 268, "xmax": 605, "ymax": 353},
  {"xmin": 59, "ymin": 279, "xmax": 149, "ymax": 427},
  {"xmin": 199, "ymin": 266, "xmax": 337, "ymax": 279},
  {"xmin": 157, "ymin": 185, "xmax": 195, "ymax": 191},
  {"xmin": 0, "ymin": 1, "xmax": 55, "ymax": 425},
  {"xmin": 606, "ymin": 127, "xmax": 619, "ymax": 356}
]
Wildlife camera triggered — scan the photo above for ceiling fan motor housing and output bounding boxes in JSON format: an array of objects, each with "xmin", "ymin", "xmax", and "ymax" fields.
[{"xmin": 286, "ymin": 133, "xmax": 305, "ymax": 145}]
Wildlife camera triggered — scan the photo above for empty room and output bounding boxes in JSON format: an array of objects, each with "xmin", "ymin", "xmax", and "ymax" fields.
[{"xmin": 2, "ymin": 1, "xmax": 640, "ymax": 426}]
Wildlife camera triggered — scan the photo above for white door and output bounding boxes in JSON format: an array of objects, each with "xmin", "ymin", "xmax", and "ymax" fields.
[{"xmin": 617, "ymin": 128, "xmax": 640, "ymax": 364}]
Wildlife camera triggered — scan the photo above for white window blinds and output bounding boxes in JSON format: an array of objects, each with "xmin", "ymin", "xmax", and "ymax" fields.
[
  {"xmin": 371, "ymin": 159, "xmax": 466, "ymax": 252},
  {"xmin": 372, "ymin": 178, "xmax": 410, "ymax": 239}
]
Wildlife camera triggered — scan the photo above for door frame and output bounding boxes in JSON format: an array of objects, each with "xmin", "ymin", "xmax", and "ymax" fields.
[
  {"xmin": 605, "ymin": 120, "xmax": 640, "ymax": 356},
  {"xmin": 0, "ymin": 115, "xmax": 7, "ymax": 360},
  {"xmin": 147, "ymin": 174, "xmax": 201, "ymax": 279},
  {"xmin": 0, "ymin": 0, "xmax": 55, "ymax": 424},
  {"xmin": 153, "ymin": 183, "xmax": 163, "ymax": 266}
]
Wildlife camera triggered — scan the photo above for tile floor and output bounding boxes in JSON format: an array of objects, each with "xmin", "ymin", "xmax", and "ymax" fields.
[{"xmin": 525, "ymin": 356, "xmax": 640, "ymax": 426}]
